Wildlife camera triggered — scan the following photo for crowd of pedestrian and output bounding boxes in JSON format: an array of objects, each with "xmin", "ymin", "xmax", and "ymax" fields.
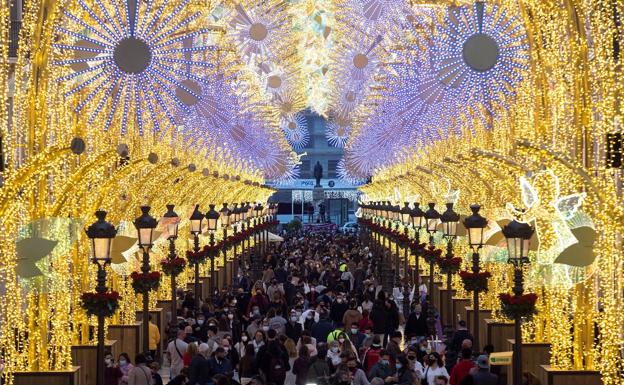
[{"xmin": 105, "ymin": 228, "xmax": 502, "ymax": 385}]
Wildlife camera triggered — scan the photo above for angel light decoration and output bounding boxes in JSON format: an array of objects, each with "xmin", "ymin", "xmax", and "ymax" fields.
[{"xmin": 506, "ymin": 170, "xmax": 594, "ymax": 288}]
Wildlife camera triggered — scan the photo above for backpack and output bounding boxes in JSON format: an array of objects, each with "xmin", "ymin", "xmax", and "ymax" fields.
[
  {"xmin": 364, "ymin": 348, "xmax": 381, "ymax": 373},
  {"xmin": 269, "ymin": 357, "xmax": 287, "ymax": 382}
]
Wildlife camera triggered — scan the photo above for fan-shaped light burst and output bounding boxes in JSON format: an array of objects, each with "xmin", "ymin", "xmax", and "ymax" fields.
[
  {"xmin": 282, "ymin": 112, "xmax": 309, "ymax": 150},
  {"xmin": 274, "ymin": 89, "xmax": 307, "ymax": 121},
  {"xmin": 259, "ymin": 62, "xmax": 299, "ymax": 96},
  {"xmin": 337, "ymin": 158, "xmax": 367, "ymax": 184},
  {"xmin": 337, "ymin": 0, "xmax": 408, "ymax": 32},
  {"xmin": 227, "ymin": 1, "xmax": 291, "ymax": 62},
  {"xmin": 54, "ymin": 0, "xmax": 216, "ymax": 136},
  {"xmin": 326, "ymin": 117, "xmax": 352, "ymax": 148},
  {"xmin": 432, "ymin": 2, "xmax": 529, "ymax": 109},
  {"xmin": 334, "ymin": 34, "xmax": 383, "ymax": 83}
]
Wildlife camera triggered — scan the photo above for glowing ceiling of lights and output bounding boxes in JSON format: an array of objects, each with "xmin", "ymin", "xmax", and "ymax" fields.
[{"xmin": 53, "ymin": 0, "xmax": 529, "ymax": 182}]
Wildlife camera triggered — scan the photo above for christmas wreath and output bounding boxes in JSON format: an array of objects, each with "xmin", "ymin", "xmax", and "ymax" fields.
[
  {"xmin": 436, "ymin": 256, "xmax": 462, "ymax": 274},
  {"xmin": 130, "ymin": 271, "xmax": 161, "ymax": 294},
  {"xmin": 186, "ymin": 249, "xmax": 207, "ymax": 264},
  {"xmin": 410, "ymin": 241, "xmax": 426, "ymax": 255},
  {"xmin": 160, "ymin": 257, "xmax": 186, "ymax": 277},
  {"xmin": 422, "ymin": 246, "xmax": 443, "ymax": 264},
  {"xmin": 459, "ymin": 270, "xmax": 491, "ymax": 292},
  {"xmin": 80, "ymin": 291, "xmax": 121, "ymax": 317},
  {"xmin": 499, "ymin": 293, "xmax": 538, "ymax": 320}
]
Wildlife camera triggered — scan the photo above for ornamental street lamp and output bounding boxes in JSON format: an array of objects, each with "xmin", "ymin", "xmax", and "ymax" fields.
[
  {"xmin": 503, "ymin": 220, "xmax": 534, "ymax": 385},
  {"xmin": 424, "ymin": 203, "xmax": 441, "ymax": 337},
  {"xmin": 410, "ymin": 203, "xmax": 425, "ymax": 284},
  {"xmin": 205, "ymin": 204, "xmax": 220, "ymax": 301},
  {"xmin": 163, "ymin": 204, "xmax": 179, "ymax": 328},
  {"xmin": 133, "ymin": 205, "xmax": 158, "ymax": 354},
  {"xmin": 440, "ymin": 202, "xmax": 460, "ymax": 332},
  {"xmin": 254, "ymin": 203, "xmax": 264, "ymax": 257},
  {"xmin": 401, "ymin": 202, "xmax": 412, "ymax": 281},
  {"xmin": 86, "ymin": 210, "xmax": 117, "ymax": 385},
  {"xmin": 189, "ymin": 205, "xmax": 204, "ymax": 309},
  {"xmin": 463, "ymin": 204, "xmax": 488, "ymax": 352},
  {"xmin": 220, "ymin": 203, "xmax": 231, "ymax": 286}
]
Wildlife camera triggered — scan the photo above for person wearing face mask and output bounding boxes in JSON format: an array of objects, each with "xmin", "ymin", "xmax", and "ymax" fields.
[
  {"xmin": 117, "ymin": 353, "xmax": 134, "ymax": 385},
  {"xmin": 193, "ymin": 314, "xmax": 209, "ymax": 342},
  {"xmin": 235, "ymin": 331, "xmax": 250, "ymax": 358},
  {"xmin": 327, "ymin": 340, "xmax": 343, "ymax": 369},
  {"xmin": 221, "ymin": 337, "xmax": 240, "ymax": 369},
  {"xmin": 348, "ymin": 355, "xmax": 371, "ymax": 385},
  {"xmin": 104, "ymin": 353, "xmax": 123, "ymax": 385},
  {"xmin": 347, "ymin": 322, "xmax": 366, "ymax": 350},
  {"xmin": 247, "ymin": 288, "xmax": 269, "ymax": 315},
  {"xmin": 423, "ymin": 352, "xmax": 449, "ymax": 385},
  {"xmin": 286, "ymin": 310, "xmax": 303, "ymax": 342},
  {"xmin": 406, "ymin": 346, "xmax": 424, "ymax": 380},
  {"xmin": 395, "ymin": 354, "xmax": 416, "ymax": 385},
  {"xmin": 367, "ymin": 351, "xmax": 394, "ymax": 383},
  {"xmin": 330, "ymin": 294, "xmax": 349, "ymax": 324}
]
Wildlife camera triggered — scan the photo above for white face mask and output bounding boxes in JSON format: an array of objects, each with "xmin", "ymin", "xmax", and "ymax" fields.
[
  {"xmin": 291, "ymin": 316, "xmax": 298, "ymax": 322},
  {"xmin": 262, "ymin": 326, "xmax": 270, "ymax": 332},
  {"xmin": 119, "ymin": 359, "xmax": 127, "ymax": 366},
  {"xmin": 338, "ymin": 338, "xmax": 345, "ymax": 344},
  {"xmin": 197, "ymin": 320, "xmax": 205, "ymax": 325},
  {"xmin": 228, "ymin": 314, "xmax": 234, "ymax": 320},
  {"xmin": 351, "ymin": 328, "xmax": 359, "ymax": 334},
  {"xmin": 241, "ymin": 336, "xmax": 248, "ymax": 342},
  {"xmin": 331, "ymin": 347, "xmax": 339, "ymax": 353}
]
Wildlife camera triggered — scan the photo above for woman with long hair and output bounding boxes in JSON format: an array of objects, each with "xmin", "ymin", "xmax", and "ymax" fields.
[
  {"xmin": 238, "ymin": 343, "xmax": 258, "ymax": 385},
  {"xmin": 292, "ymin": 345, "xmax": 311, "ymax": 385}
]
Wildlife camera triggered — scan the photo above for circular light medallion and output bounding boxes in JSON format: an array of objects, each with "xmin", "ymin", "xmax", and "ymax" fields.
[
  {"xmin": 267, "ymin": 75, "xmax": 282, "ymax": 89},
  {"xmin": 462, "ymin": 33, "xmax": 499, "ymax": 72},
  {"xmin": 249, "ymin": 23, "xmax": 268, "ymax": 41},
  {"xmin": 113, "ymin": 37, "xmax": 152, "ymax": 74},
  {"xmin": 352, "ymin": 53, "xmax": 369, "ymax": 69}
]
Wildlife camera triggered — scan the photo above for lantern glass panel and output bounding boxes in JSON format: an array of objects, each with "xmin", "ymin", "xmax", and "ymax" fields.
[{"xmin": 92, "ymin": 238, "xmax": 112, "ymax": 260}]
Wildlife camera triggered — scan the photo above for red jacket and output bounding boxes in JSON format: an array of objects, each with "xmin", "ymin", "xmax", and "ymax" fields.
[
  {"xmin": 450, "ymin": 359, "xmax": 476, "ymax": 385},
  {"xmin": 358, "ymin": 316, "xmax": 373, "ymax": 333}
]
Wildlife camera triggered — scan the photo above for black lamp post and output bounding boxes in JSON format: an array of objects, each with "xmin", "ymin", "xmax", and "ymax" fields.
[
  {"xmin": 424, "ymin": 202, "xmax": 441, "ymax": 337},
  {"xmin": 254, "ymin": 203, "xmax": 264, "ymax": 257},
  {"xmin": 400, "ymin": 202, "xmax": 411, "ymax": 282},
  {"xmin": 205, "ymin": 204, "xmax": 220, "ymax": 300},
  {"xmin": 163, "ymin": 204, "xmax": 180, "ymax": 327},
  {"xmin": 502, "ymin": 220, "xmax": 534, "ymax": 385},
  {"xmin": 189, "ymin": 205, "xmax": 204, "ymax": 309},
  {"xmin": 85, "ymin": 210, "xmax": 117, "ymax": 385},
  {"xmin": 440, "ymin": 202, "xmax": 460, "ymax": 332},
  {"xmin": 133, "ymin": 206, "xmax": 158, "ymax": 354},
  {"xmin": 410, "ymin": 203, "xmax": 425, "ymax": 285},
  {"xmin": 463, "ymin": 204, "xmax": 488, "ymax": 352},
  {"xmin": 220, "ymin": 203, "xmax": 231, "ymax": 286},
  {"xmin": 231, "ymin": 203, "xmax": 239, "ymax": 276},
  {"xmin": 393, "ymin": 204, "xmax": 401, "ymax": 285}
]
